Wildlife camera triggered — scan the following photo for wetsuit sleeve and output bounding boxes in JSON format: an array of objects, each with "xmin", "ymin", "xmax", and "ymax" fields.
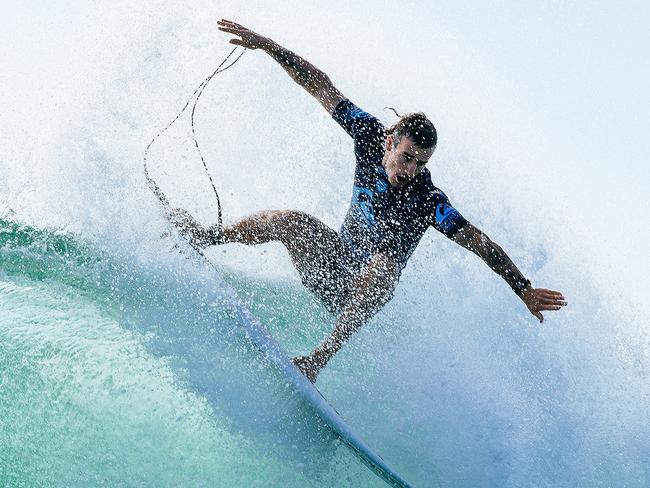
[
  {"xmin": 332, "ymin": 99, "xmax": 385, "ymax": 165},
  {"xmin": 431, "ymin": 194, "xmax": 468, "ymax": 238}
]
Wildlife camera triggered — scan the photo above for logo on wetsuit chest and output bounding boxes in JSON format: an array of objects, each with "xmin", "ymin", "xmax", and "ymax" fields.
[
  {"xmin": 353, "ymin": 171, "xmax": 391, "ymax": 228},
  {"xmin": 354, "ymin": 186, "xmax": 376, "ymax": 225}
]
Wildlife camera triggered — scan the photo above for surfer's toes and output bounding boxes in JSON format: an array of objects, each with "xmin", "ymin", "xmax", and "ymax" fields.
[
  {"xmin": 291, "ymin": 356, "xmax": 319, "ymax": 383},
  {"xmin": 168, "ymin": 208, "xmax": 194, "ymax": 227}
]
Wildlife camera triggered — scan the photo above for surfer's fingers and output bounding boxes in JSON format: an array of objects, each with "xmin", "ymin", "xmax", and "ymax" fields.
[
  {"xmin": 537, "ymin": 290, "xmax": 566, "ymax": 302},
  {"xmin": 218, "ymin": 25, "xmax": 244, "ymax": 35},
  {"xmin": 540, "ymin": 298, "xmax": 567, "ymax": 307},
  {"xmin": 218, "ymin": 19, "xmax": 244, "ymax": 28},
  {"xmin": 538, "ymin": 304, "xmax": 563, "ymax": 311},
  {"xmin": 538, "ymin": 288, "xmax": 565, "ymax": 298},
  {"xmin": 218, "ymin": 21, "xmax": 249, "ymax": 35},
  {"xmin": 229, "ymin": 39, "xmax": 247, "ymax": 47},
  {"xmin": 217, "ymin": 22, "xmax": 245, "ymax": 32}
]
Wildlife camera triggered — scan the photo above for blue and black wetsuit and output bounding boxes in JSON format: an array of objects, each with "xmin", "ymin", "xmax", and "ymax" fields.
[{"xmin": 305, "ymin": 99, "xmax": 468, "ymax": 312}]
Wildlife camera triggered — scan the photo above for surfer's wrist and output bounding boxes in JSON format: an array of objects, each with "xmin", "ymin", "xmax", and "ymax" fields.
[
  {"xmin": 206, "ymin": 224, "xmax": 225, "ymax": 245},
  {"xmin": 261, "ymin": 38, "xmax": 278, "ymax": 54},
  {"xmin": 513, "ymin": 278, "xmax": 532, "ymax": 297}
]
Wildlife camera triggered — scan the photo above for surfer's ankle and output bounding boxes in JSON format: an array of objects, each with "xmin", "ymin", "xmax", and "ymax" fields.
[
  {"xmin": 291, "ymin": 355, "xmax": 319, "ymax": 383},
  {"xmin": 311, "ymin": 347, "xmax": 334, "ymax": 370},
  {"xmin": 207, "ymin": 224, "xmax": 226, "ymax": 245}
]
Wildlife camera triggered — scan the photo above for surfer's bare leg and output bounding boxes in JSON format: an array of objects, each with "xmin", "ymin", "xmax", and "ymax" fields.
[
  {"xmin": 223, "ymin": 210, "xmax": 342, "ymax": 275},
  {"xmin": 294, "ymin": 252, "xmax": 399, "ymax": 382}
]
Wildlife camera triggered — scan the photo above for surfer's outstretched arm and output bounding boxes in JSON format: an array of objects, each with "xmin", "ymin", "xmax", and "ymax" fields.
[
  {"xmin": 451, "ymin": 223, "xmax": 567, "ymax": 322},
  {"xmin": 217, "ymin": 19, "xmax": 345, "ymax": 113}
]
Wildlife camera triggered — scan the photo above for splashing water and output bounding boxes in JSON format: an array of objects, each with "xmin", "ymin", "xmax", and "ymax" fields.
[{"xmin": 1, "ymin": 1, "xmax": 648, "ymax": 487}]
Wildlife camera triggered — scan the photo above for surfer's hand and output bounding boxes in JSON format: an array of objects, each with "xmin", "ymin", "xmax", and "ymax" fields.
[
  {"xmin": 217, "ymin": 19, "xmax": 271, "ymax": 50},
  {"xmin": 520, "ymin": 286, "xmax": 567, "ymax": 323}
]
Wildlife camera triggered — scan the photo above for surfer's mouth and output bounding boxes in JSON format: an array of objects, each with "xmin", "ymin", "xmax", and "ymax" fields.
[{"xmin": 395, "ymin": 174, "xmax": 410, "ymax": 185}]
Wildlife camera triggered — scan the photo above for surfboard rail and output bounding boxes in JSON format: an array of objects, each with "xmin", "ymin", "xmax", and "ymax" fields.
[{"xmin": 227, "ymin": 297, "xmax": 414, "ymax": 488}]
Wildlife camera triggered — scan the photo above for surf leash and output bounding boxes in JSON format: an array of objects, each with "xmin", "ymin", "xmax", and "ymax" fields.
[{"xmin": 143, "ymin": 46, "xmax": 246, "ymax": 227}]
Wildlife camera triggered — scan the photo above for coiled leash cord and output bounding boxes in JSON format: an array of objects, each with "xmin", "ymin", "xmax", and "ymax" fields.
[{"xmin": 143, "ymin": 47, "xmax": 247, "ymax": 230}]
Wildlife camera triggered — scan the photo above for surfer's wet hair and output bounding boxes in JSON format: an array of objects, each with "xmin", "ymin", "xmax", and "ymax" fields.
[{"xmin": 387, "ymin": 112, "xmax": 437, "ymax": 149}]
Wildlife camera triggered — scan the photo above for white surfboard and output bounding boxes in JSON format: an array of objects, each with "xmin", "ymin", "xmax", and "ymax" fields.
[{"xmin": 226, "ymin": 294, "xmax": 414, "ymax": 488}]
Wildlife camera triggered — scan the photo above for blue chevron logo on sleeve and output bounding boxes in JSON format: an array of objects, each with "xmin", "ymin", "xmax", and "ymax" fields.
[
  {"xmin": 348, "ymin": 105, "xmax": 369, "ymax": 120},
  {"xmin": 435, "ymin": 203, "xmax": 455, "ymax": 223},
  {"xmin": 435, "ymin": 203, "xmax": 461, "ymax": 232}
]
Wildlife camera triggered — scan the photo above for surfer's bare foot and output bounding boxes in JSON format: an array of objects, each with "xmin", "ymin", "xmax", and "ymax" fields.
[
  {"xmin": 291, "ymin": 355, "xmax": 319, "ymax": 383},
  {"xmin": 168, "ymin": 208, "xmax": 223, "ymax": 248},
  {"xmin": 168, "ymin": 208, "xmax": 200, "ymax": 234}
]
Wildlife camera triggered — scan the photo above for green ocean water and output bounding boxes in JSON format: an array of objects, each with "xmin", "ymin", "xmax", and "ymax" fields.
[{"xmin": 0, "ymin": 220, "xmax": 384, "ymax": 487}]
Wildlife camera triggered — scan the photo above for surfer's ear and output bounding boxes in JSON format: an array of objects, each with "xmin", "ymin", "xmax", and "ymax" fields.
[{"xmin": 385, "ymin": 134, "xmax": 393, "ymax": 152}]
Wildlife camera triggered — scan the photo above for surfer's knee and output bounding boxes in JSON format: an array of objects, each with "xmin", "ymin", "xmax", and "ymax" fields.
[
  {"xmin": 250, "ymin": 209, "xmax": 289, "ymax": 239},
  {"xmin": 278, "ymin": 209, "xmax": 310, "ymax": 226},
  {"xmin": 262, "ymin": 209, "xmax": 311, "ymax": 240}
]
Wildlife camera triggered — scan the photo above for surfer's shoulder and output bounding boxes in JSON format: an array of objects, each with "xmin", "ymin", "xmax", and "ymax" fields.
[
  {"xmin": 420, "ymin": 176, "xmax": 453, "ymax": 207},
  {"xmin": 333, "ymin": 99, "xmax": 385, "ymax": 134}
]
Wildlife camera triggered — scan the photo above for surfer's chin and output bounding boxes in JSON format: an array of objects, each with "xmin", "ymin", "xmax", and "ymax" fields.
[{"xmin": 389, "ymin": 175, "xmax": 409, "ymax": 188}]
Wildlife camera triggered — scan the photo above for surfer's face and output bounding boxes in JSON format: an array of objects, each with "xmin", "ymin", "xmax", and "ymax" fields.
[{"xmin": 383, "ymin": 135, "xmax": 434, "ymax": 188}]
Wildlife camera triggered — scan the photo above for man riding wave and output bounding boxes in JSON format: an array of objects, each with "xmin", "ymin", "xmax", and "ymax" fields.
[{"xmin": 170, "ymin": 19, "xmax": 567, "ymax": 382}]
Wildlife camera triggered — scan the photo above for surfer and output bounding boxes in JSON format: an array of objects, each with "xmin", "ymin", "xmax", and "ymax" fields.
[{"xmin": 169, "ymin": 19, "xmax": 567, "ymax": 383}]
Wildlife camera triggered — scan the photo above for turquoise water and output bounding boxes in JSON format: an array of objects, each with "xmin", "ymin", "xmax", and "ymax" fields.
[
  {"xmin": 2, "ymin": 213, "xmax": 647, "ymax": 487},
  {"xmin": 0, "ymin": 221, "xmax": 382, "ymax": 487}
]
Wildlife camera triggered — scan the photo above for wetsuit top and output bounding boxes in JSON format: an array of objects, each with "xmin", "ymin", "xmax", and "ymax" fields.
[{"xmin": 332, "ymin": 99, "xmax": 468, "ymax": 273}]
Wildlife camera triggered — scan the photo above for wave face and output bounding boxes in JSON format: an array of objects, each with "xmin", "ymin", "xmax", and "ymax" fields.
[
  {"xmin": 0, "ymin": 220, "xmax": 381, "ymax": 487},
  {"xmin": 1, "ymin": 1, "xmax": 649, "ymax": 487}
]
